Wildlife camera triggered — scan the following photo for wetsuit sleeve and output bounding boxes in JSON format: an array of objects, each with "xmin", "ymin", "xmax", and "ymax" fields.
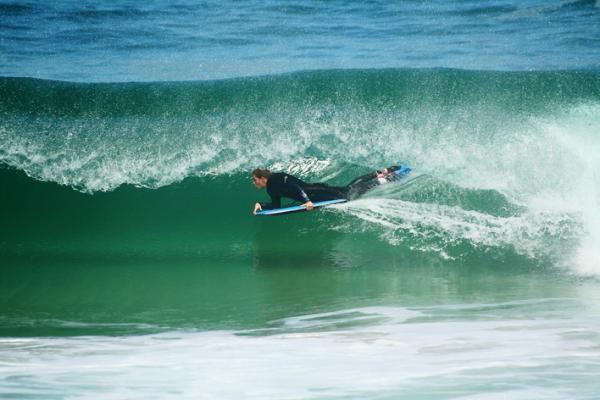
[
  {"xmin": 260, "ymin": 195, "xmax": 281, "ymax": 210},
  {"xmin": 292, "ymin": 184, "xmax": 311, "ymax": 202}
]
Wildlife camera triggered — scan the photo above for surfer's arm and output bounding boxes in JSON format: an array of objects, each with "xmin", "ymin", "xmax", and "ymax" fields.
[
  {"xmin": 292, "ymin": 184, "xmax": 315, "ymax": 211},
  {"xmin": 257, "ymin": 180, "xmax": 310, "ymax": 210},
  {"xmin": 259, "ymin": 195, "xmax": 281, "ymax": 210},
  {"xmin": 292, "ymin": 184, "xmax": 311, "ymax": 202}
]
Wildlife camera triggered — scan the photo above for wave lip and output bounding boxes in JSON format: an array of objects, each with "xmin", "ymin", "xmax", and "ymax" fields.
[{"xmin": 1, "ymin": 69, "xmax": 599, "ymax": 193}]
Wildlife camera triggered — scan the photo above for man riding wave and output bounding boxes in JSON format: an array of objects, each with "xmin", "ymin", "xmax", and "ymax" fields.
[{"xmin": 252, "ymin": 165, "xmax": 403, "ymax": 215}]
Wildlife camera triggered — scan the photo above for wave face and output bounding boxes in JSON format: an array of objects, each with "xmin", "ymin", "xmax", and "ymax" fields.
[{"xmin": 1, "ymin": 69, "xmax": 600, "ymax": 275}]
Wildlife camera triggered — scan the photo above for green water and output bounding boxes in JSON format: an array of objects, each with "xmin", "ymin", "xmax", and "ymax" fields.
[
  {"xmin": 0, "ymin": 235, "xmax": 581, "ymax": 336},
  {"xmin": 2, "ymin": 68, "xmax": 600, "ymax": 399}
]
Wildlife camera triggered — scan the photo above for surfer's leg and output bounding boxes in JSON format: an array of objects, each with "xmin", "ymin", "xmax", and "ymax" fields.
[
  {"xmin": 344, "ymin": 166, "xmax": 403, "ymax": 199},
  {"xmin": 344, "ymin": 171, "xmax": 385, "ymax": 200},
  {"xmin": 304, "ymin": 183, "xmax": 348, "ymax": 202},
  {"xmin": 345, "ymin": 166, "xmax": 398, "ymax": 187},
  {"xmin": 345, "ymin": 179, "xmax": 380, "ymax": 200},
  {"xmin": 346, "ymin": 172, "xmax": 377, "ymax": 187}
]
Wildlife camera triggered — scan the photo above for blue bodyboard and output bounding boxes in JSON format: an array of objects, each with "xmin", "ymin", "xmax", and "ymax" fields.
[
  {"xmin": 393, "ymin": 165, "xmax": 411, "ymax": 178},
  {"xmin": 256, "ymin": 198, "xmax": 347, "ymax": 216}
]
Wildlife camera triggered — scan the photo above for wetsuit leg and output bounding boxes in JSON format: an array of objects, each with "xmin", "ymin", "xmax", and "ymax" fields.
[
  {"xmin": 303, "ymin": 173, "xmax": 382, "ymax": 202},
  {"xmin": 346, "ymin": 172, "xmax": 378, "ymax": 187},
  {"xmin": 344, "ymin": 172, "xmax": 381, "ymax": 200},
  {"xmin": 304, "ymin": 166, "xmax": 402, "ymax": 202},
  {"xmin": 303, "ymin": 183, "xmax": 348, "ymax": 202},
  {"xmin": 344, "ymin": 166, "xmax": 401, "ymax": 200}
]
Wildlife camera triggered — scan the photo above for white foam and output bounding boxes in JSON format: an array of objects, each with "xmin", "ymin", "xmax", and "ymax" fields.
[
  {"xmin": 335, "ymin": 197, "xmax": 578, "ymax": 260},
  {"xmin": 1, "ymin": 303, "xmax": 599, "ymax": 399},
  {"xmin": 337, "ymin": 103, "xmax": 600, "ymax": 275}
]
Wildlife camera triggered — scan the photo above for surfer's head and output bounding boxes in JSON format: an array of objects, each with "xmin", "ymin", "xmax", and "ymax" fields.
[{"xmin": 252, "ymin": 168, "xmax": 271, "ymax": 189}]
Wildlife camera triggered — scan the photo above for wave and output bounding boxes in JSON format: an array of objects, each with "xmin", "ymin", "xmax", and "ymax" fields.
[
  {"xmin": 1, "ymin": 68, "xmax": 599, "ymax": 273},
  {"xmin": 1, "ymin": 69, "xmax": 598, "ymax": 190}
]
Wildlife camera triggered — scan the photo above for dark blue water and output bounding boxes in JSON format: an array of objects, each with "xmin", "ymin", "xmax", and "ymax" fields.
[{"xmin": 1, "ymin": 0, "xmax": 599, "ymax": 82}]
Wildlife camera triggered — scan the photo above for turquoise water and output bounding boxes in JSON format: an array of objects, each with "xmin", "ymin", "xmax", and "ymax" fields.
[{"xmin": 2, "ymin": 1, "xmax": 600, "ymax": 399}]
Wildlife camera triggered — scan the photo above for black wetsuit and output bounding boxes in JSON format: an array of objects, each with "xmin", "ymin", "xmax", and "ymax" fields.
[{"xmin": 260, "ymin": 167, "xmax": 400, "ymax": 209}]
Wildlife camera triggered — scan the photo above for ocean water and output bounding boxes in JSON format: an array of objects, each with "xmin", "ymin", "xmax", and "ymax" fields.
[{"xmin": 1, "ymin": 1, "xmax": 600, "ymax": 399}]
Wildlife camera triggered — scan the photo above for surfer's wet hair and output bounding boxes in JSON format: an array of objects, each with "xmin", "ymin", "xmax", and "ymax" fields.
[{"xmin": 252, "ymin": 168, "xmax": 271, "ymax": 179}]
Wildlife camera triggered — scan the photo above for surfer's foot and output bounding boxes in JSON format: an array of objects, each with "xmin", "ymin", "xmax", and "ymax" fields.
[{"xmin": 377, "ymin": 165, "xmax": 400, "ymax": 177}]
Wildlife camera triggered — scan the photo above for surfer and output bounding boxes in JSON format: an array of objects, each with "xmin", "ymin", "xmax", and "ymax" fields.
[{"xmin": 252, "ymin": 166, "xmax": 402, "ymax": 214}]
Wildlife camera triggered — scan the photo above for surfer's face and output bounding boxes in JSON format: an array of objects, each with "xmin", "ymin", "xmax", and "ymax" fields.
[{"xmin": 252, "ymin": 175, "xmax": 267, "ymax": 189}]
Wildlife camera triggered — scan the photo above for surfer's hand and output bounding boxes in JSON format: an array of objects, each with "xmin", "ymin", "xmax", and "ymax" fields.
[
  {"xmin": 253, "ymin": 203, "xmax": 262, "ymax": 215},
  {"xmin": 304, "ymin": 201, "xmax": 314, "ymax": 211}
]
